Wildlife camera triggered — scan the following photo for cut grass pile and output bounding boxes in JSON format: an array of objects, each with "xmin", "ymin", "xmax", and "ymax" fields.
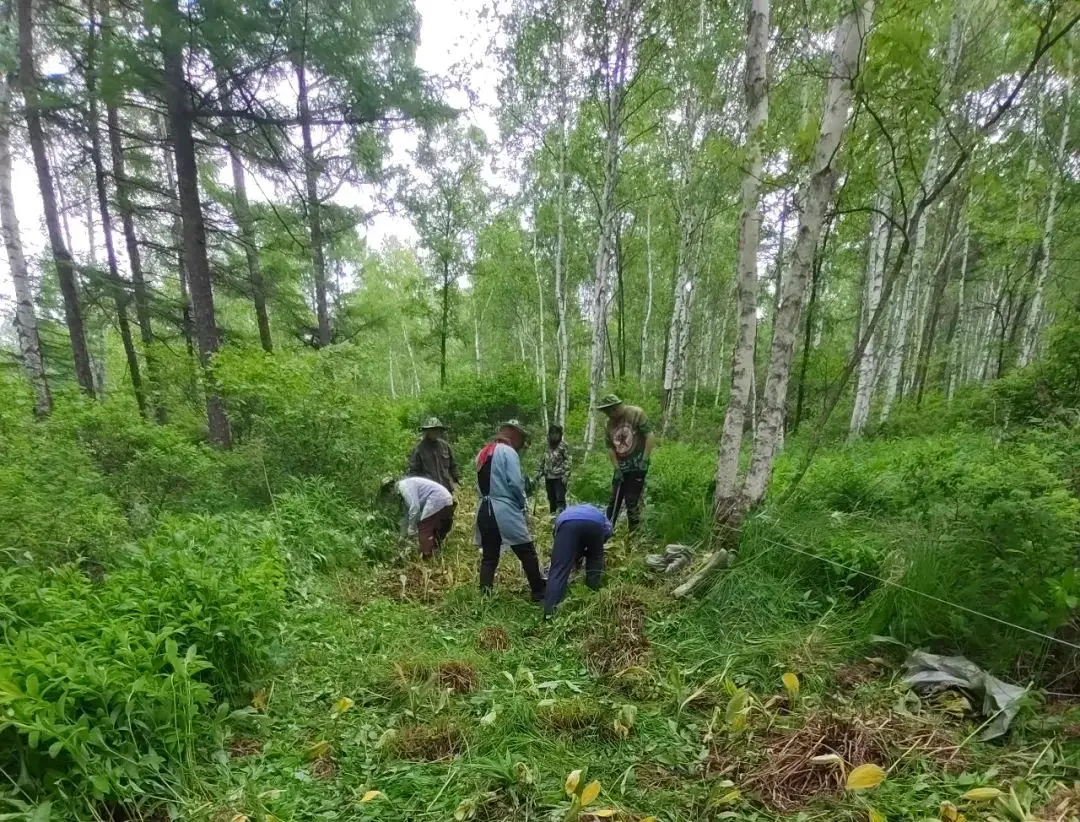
[{"xmin": 185, "ymin": 493, "xmax": 1080, "ymax": 822}]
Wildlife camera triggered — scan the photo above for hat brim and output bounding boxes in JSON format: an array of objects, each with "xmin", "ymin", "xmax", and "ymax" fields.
[
  {"xmin": 419, "ymin": 424, "xmax": 446, "ymax": 430},
  {"xmin": 596, "ymin": 401, "xmax": 621, "ymax": 409}
]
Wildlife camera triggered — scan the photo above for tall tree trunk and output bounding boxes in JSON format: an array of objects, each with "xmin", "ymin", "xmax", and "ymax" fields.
[
  {"xmin": 662, "ymin": 205, "xmax": 701, "ymax": 433},
  {"xmin": 473, "ymin": 312, "xmax": 482, "ymax": 375},
  {"xmin": 1019, "ymin": 51, "xmax": 1071, "ymax": 367},
  {"xmin": 534, "ymin": 227, "xmax": 550, "ymax": 429},
  {"xmin": 102, "ymin": 0, "xmax": 163, "ymax": 421},
  {"xmin": 584, "ymin": 119, "xmax": 620, "ymax": 451},
  {"xmin": 849, "ymin": 189, "xmax": 888, "ymax": 438},
  {"xmin": 741, "ymin": 0, "xmax": 873, "ymax": 511},
  {"xmin": 914, "ymin": 196, "xmax": 963, "ymax": 403},
  {"xmin": 440, "ymin": 260, "xmax": 450, "ymax": 386},
  {"xmin": 160, "ymin": 116, "xmax": 195, "ymax": 358},
  {"xmin": 947, "ymin": 225, "xmax": 971, "ymax": 400},
  {"xmin": 17, "ymin": 0, "xmax": 95, "ymax": 395},
  {"xmin": 583, "ymin": 0, "xmax": 634, "ymax": 452},
  {"xmin": 639, "ymin": 200, "xmax": 654, "ymax": 381},
  {"xmin": 713, "ymin": 305, "xmax": 729, "ymax": 408},
  {"xmin": 553, "ymin": 0, "xmax": 570, "ymax": 426},
  {"xmin": 713, "ymin": 0, "xmax": 769, "ymax": 519},
  {"xmin": 86, "ymin": 0, "xmax": 147, "ymax": 417},
  {"xmin": 403, "ymin": 320, "xmax": 421, "ymax": 394},
  {"xmin": 0, "ymin": 53, "xmax": 50, "ymax": 415},
  {"xmin": 793, "ymin": 233, "xmax": 826, "ymax": 432},
  {"xmin": 295, "ymin": 55, "xmax": 331, "ymax": 347},
  {"xmin": 161, "ymin": 0, "xmax": 231, "ymax": 446},
  {"xmin": 388, "ymin": 346, "xmax": 396, "ymax": 399},
  {"xmin": 216, "ymin": 71, "xmax": 273, "ymax": 354}
]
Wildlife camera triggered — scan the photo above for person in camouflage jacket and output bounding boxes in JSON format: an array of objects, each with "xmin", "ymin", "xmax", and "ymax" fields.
[{"xmin": 539, "ymin": 424, "xmax": 571, "ymax": 514}]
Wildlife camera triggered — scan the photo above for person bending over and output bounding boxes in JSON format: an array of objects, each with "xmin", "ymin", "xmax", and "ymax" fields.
[
  {"xmin": 474, "ymin": 420, "xmax": 546, "ymax": 601},
  {"xmin": 596, "ymin": 393, "xmax": 655, "ymax": 533},
  {"xmin": 543, "ymin": 503, "xmax": 612, "ymax": 618},
  {"xmin": 381, "ymin": 475, "xmax": 455, "ymax": 557}
]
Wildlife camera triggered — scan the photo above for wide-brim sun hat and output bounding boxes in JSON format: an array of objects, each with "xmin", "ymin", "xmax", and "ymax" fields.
[
  {"xmin": 499, "ymin": 418, "xmax": 527, "ymax": 436},
  {"xmin": 419, "ymin": 416, "xmax": 446, "ymax": 431},
  {"xmin": 596, "ymin": 393, "xmax": 622, "ymax": 409}
]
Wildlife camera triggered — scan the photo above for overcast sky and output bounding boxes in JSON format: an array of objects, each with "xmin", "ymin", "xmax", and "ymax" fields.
[{"xmin": 0, "ymin": 0, "xmax": 499, "ymax": 302}]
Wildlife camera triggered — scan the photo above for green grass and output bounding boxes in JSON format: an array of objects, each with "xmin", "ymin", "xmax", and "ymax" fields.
[{"xmin": 179, "ymin": 494, "xmax": 1080, "ymax": 822}]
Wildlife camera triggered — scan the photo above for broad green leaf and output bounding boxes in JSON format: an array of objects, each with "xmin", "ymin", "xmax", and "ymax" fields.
[
  {"xmin": 480, "ymin": 709, "xmax": 498, "ymax": 726},
  {"xmin": 846, "ymin": 764, "xmax": 886, "ymax": 790}
]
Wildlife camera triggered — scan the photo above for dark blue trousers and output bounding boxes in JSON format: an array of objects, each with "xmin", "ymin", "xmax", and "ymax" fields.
[{"xmin": 543, "ymin": 519, "xmax": 606, "ymax": 616}]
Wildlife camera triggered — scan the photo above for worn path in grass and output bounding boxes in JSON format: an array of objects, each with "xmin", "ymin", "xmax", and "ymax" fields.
[{"xmin": 189, "ymin": 493, "xmax": 1080, "ymax": 822}]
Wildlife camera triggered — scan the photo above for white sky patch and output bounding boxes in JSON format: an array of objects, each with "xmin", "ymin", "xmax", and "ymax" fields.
[{"xmin": 0, "ymin": 0, "xmax": 500, "ymax": 302}]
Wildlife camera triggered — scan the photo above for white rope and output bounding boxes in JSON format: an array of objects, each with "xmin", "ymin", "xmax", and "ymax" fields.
[{"xmin": 742, "ymin": 524, "xmax": 1080, "ymax": 653}]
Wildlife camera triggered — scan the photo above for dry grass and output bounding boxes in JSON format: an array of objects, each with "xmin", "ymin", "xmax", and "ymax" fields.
[
  {"xmin": 391, "ymin": 658, "xmax": 480, "ymax": 693},
  {"xmin": 1036, "ymin": 783, "xmax": 1080, "ymax": 822},
  {"xmin": 310, "ymin": 753, "xmax": 339, "ymax": 780},
  {"xmin": 582, "ymin": 589, "xmax": 651, "ymax": 677},
  {"xmin": 227, "ymin": 736, "xmax": 263, "ymax": 759},
  {"xmin": 437, "ymin": 659, "xmax": 480, "ymax": 693},
  {"xmin": 476, "ymin": 625, "xmax": 510, "ymax": 652},
  {"xmin": 387, "ymin": 562, "xmax": 460, "ymax": 604},
  {"xmin": 392, "ymin": 720, "xmax": 465, "ymax": 761},
  {"xmin": 742, "ymin": 714, "xmax": 888, "ymax": 813}
]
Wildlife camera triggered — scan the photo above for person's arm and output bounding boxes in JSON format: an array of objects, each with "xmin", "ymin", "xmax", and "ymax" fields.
[
  {"xmin": 608, "ymin": 447, "xmax": 618, "ymax": 469},
  {"xmin": 500, "ymin": 447, "xmax": 528, "ymax": 509},
  {"xmin": 408, "ymin": 444, "xmax": 423, "ymax": 476},
  {"xmin": 644, "ymin": 431, "xmax": 657, "ymax": 459},
  {"xmin": 564, "ymin": 443, "xmax": 572, "ymax": 477}
]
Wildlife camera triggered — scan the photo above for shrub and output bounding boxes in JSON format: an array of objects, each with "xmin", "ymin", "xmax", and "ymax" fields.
[
  {"xmin": 215, "ymin": 346, "xmax": 411, "ymax": 500},
  {"xmin": 0, "ymin": 512, "xmax": 285, "ymax": 812},
  {"xmin": 0, "ymin": 383, "xmax": 129, "ymax": 568}
]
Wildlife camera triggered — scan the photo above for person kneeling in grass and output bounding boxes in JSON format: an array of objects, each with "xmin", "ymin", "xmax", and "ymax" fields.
[
  {"xmin": 381, "ymin": 475, "xmax": 455, "ymax": 557},
  {"xmin": 543, "ymin": 504, "xmax": 612, "ymax": 618}
]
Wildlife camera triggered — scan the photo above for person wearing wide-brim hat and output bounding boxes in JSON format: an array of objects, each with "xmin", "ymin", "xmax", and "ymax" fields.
[
  {"xmin": 408, "ymin": 416, "xmax": 460, "ymax": 493},
  {"xmin": 596, "ymin": 393, "xmax": 655, "ymax": 533},
  {"xmin": 473, "ymin": 419, "xmax": 546, "ymax": 601}
]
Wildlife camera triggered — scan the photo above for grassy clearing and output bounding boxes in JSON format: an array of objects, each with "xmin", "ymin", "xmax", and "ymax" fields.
[{"xmin": 183, "ymin": 493, "xmax": 1080, "ymax": 822}]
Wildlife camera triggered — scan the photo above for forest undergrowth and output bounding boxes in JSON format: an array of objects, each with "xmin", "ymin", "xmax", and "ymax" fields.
[
  {"xmin": 183, "ymin": 491, "xmax": 1080, "ymax": 822},
  {"xmin": 3, "ymin": 355, "xmax": 1080, "ymax": 821}
]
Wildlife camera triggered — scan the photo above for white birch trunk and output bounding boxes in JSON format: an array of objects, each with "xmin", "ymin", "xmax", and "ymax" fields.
[
  {"xmin": 849, "ymin": 190, "xmax": 889, "ymax": 439},
  {"xmin": 0, "ymin": 72, "xmax": 50, "ymax": 415},
  {"xmin": 534, "ymin": 228, "xmax": 550, "ymax": 430},
  {"xmin": 714, "ymin": 307, "xmax": 729, "ymax": 407},
  {"xmin": 639, "ymin": 201, "xmax": 654, "ymax": 381},
  {"xmin": 742, "ymin": 0, "xmax": 874, "ymax": 510},
  {"xmin": 947, "ymin": 224, "xmax": 971, "ymax": 399},
  {"xmin": 402, "ymin": 320, "xmax": 421, "ymax": 395},
  {"xmin": 713, "ymin": 0, "xmax": 770, "ymax": 516},
  {"xmin": 388, "ymin": 346, "xmax": 396, "ymax": 399},
  {"xmin": 553, "ymin": 0, "xmax": 571, "ymax": 427},
  {"xmin": 662, "ymin": 207, "xmax": 700, "ymax": 433},
  {"xmin": 473, "ymin": 313, "xmax": 482, "ymax": 375},
  {"xmin": 1019, "ymin": 52, "xmax": 1071, "ymax": 368}
]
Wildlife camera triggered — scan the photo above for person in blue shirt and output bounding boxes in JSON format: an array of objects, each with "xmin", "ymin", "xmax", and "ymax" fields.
[
  {"xmin": 543, "ymin": 504, "xmax": 613, "ymax": 617},
  {"xmin": 474, "ymin": 420, "xmax": 547, "ymax": 601}
]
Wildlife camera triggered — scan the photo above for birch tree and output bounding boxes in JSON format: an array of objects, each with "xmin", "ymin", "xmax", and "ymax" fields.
[
  {"xmin": 1019, "ymin": 50, "xmax": 1072, "ymax": 368},
  {"xmin": 713, "ymin": 0, "xmax": 769, "ymax": 519},
  {"xmin": 0, "ymin": 29, "xmax": 49, "ymax": 415},
  {"xmin": 18, "ymin": 0, "xmax": 96, "ymax": 396},
  {"xmin": 583, "ymin": 0, "xmax": 643, "ymax": 452},
  {"xmin": 741, "ymin": 0, "xmax": 874, "ymax": 511},
  {"xmin": 849, "ymin": 188, "xmax": 889, "ymax": 438}
]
